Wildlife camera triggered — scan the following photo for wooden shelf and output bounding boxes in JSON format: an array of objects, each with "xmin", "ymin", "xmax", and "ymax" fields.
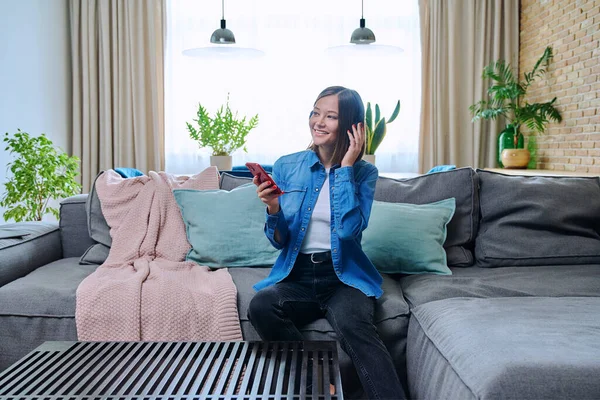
[{"xmin": 484, "ymin": 168, "xmax": 600, "ymax": 177}]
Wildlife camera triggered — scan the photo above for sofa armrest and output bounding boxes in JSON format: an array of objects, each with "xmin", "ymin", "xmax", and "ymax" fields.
[
  {"xmin": 0, "ymin": 222, "xmax": 62, "ymax": 286},
  {"xmin": 60, "ymin": 194, "xmax": 96, "ymax": 258}
]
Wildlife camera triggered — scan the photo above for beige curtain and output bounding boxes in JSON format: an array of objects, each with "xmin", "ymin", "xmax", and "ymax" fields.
[
  {"xmin": 418, "ymin": 0, "xmax": 519, "ymax": 173},
  {"xmin": 70, "ymin": 0, "xmax": 165, "ymax": 192}
]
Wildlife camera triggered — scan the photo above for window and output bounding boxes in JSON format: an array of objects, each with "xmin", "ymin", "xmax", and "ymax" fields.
[{"xmin": 165, "ymin": 0, "xmax": 420, "ymax": 174}]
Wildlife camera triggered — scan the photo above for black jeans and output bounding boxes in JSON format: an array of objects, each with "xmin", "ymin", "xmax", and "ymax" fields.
[{"xmin": 248, "ymin": 252, "xmax": 406, "ymax": 400}]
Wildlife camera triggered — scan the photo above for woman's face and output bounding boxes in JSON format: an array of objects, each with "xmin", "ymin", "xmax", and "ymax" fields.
[{"xmin": 309, "ymin": 94, "xmax": 339, "ymax": 150}]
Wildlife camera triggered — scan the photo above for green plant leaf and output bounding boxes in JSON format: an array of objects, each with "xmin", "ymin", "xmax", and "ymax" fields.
[
  {"xmin": 388, "ymin": 100, "xmax": 401, "ymax": 124},
  {"xmin": 524, "ymin": 46, "xmax": 553, "ymax": 86},
  {"xmin": 365, "ymin": 103, "xmax": 373, "ymax": 153},
  {"xmin": 365, "ymin": 102, "xmax": 373, "ymax": 133},
  {"xmin": 370, "ymin": 118, "xmax": 387, "ymax": 155}
]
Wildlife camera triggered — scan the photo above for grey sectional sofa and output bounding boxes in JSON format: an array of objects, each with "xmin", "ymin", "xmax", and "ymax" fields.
[{"xmin": 1, "ymin": 167, "xmax": 600, "ymax": 400}]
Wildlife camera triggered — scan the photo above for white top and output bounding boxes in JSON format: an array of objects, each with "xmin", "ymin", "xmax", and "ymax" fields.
[{"xmin": 300, "ymin": 169, "xmax": 331, "ymax": 253}]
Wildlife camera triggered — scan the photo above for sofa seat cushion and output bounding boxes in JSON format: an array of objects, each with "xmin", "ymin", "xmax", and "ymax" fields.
[
  {"xmin": 0, "ymin": 258, "xmax": 97, "ymax": 317},
  {"xmin": 0, "ymin": 258, "xmax": 98, "ymax": 372},
  {"xmin": 400, "ymin": 264, "xmax": 600, "ymax": 308},
  {"xmin": 407, "ymin": 297, "xmax": 600, "ymax": 400}
]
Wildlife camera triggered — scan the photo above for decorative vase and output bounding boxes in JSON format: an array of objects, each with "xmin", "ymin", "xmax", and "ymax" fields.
[
  {"xmin": 210, "ymin": 155, "xmax": 232, "ymax": 171},
  {"xmin": 498, "ymin": 125, "xmax": 524, "ymax": 168},
  {"xmin": 501, "ymin": 148, "xmax": 530, "ymax": 169},
  {"xmin": 363, "ymin": 154, "xmax": 376, "ymax": 165}
]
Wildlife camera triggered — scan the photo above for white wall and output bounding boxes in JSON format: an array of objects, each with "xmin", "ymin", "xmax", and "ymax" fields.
[{"xmin": 0, "ymin": 0, "xmax": 71, "ymax": 221}]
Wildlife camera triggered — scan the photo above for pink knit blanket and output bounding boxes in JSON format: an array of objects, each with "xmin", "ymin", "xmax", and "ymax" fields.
[{"xmin": 76, "ymin": 168, "xmax": 243, "ymax": 342}]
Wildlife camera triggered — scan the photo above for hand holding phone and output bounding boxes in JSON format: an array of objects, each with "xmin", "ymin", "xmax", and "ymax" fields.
[{"xmin": 245, "ymin": 162, "xmax": 284, "ymax": 195}]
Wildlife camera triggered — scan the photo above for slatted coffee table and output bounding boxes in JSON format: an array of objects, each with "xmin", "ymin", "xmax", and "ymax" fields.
[{"xmin": 0, "ymin": 341, "xmax": 343, "ymax": 399}]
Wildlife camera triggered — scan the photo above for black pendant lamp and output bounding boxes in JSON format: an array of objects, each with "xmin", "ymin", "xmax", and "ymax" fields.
[
  {"xmin": 182, "ymin": 0, "xmax": 264, "ymax": 58},
  {"xmin": 350, "ymin": 0, "xmax": 376, "ymax": 44},
  {"xmin": 210, "ymin": 0, "xmax": 235, "ymax": 44},
  {"xmin": 325, "ymin": 0, "xmax": 402, "ymax": 56}
]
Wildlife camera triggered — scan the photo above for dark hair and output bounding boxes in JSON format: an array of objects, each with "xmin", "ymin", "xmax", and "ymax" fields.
[{"xmin": 309, "ymin": 86, "xmax": 365, "ymax": 166}]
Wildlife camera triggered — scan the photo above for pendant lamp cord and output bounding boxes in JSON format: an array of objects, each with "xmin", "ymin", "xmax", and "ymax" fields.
[
  {"xmin": 361, "ymin": 0, "xmax": 364, "ymax": 18},
  {"xmin": 222, "ymin": 0, "xmax": 225, "ymax": 19}
]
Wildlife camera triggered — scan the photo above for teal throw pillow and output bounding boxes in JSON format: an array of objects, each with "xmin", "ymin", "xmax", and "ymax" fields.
[
  {"xmin": 174, "ymin": 184, "xmax": 280, "ymax": 268},
  {"xmin": 362, "ymin": 198, "xmax": 456, "ymax": 275}
]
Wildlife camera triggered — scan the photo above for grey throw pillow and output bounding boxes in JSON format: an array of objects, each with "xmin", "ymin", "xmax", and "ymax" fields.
[
  {"xmin": 475, "ymin": 169, "xmax": 600, "ymax": 267},
  {"xmin": 79, "ymin": 243, "xmax": 110, "ymax": 265},
  {"xmin": 85, "ymin": 171, "xmax": 111, "ymax": 247},
  {"xmin": 220, "ymin": 172, "xmax": 253, "ymax": 191},
  {"xmin": 374, "ymin": 168, "xmax": 479, "ymax": 267},
  {"xmin": 80, "ymin": 171, "xmax": 112, "ymax": 265}
]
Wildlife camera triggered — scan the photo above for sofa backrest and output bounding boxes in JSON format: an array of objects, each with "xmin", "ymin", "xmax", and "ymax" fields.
[
  {"xmin": 474, "ymin": 169, "xmax": 600, "ymax": 267},
  {"xmin": 64, "ymin": 168, "xmax": 600, "ymax": 271}
]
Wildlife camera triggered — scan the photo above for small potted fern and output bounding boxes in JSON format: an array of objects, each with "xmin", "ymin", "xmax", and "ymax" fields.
[
  {"xmin": 364, "ymin": 100, "xmax": 401, "ymax": 165},
  {"xmin": 186, "ymin": 94, "xmax": 259, "ymax": 171}
]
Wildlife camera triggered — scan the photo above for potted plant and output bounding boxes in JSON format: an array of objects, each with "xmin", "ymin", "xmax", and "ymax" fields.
[
  {"xmin": 470, "ymin": 46, "xmax": 562, "ymax": 168},
  {"xmin": 186, "ymin": 94, "xmax": 259, "ymax": 171},
  {"xmin": 1, "ymin": 129, "xmax": 81, "ymax": 222},
  {"xmin": 364, "ymin": 100, "xmax": 401, "ymax": 165}
]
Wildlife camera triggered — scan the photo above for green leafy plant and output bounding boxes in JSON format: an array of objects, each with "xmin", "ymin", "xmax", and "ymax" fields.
[
  {"xmin": 1, "ymin": 129, "xmax": 81, "ymax": 222},
  {"xmin": 469, "ymin": 46, "xmax": 562, "ymax": 146},
  {"xmin": 186, "ymin": 94, "xmax": 259, "ymax": 156},
  {"xmin": 364, "ymin": 100, "xmax": 401, "ymax": 155}
]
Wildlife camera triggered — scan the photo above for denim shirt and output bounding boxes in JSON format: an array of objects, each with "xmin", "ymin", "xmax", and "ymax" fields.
[{"xmin": 253, "ymin": 150, "xmax": 384, "ymax": 298}]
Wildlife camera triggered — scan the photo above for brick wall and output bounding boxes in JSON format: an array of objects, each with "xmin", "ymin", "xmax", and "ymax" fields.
[{"xmin": 520, "ymin": 0, "xmax": 600, "ymax": 172}]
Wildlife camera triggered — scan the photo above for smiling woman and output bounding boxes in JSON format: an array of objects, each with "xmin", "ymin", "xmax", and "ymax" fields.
[{"xmin": 165, "ymin": 0, "xmax": 421, "ymax": 174}]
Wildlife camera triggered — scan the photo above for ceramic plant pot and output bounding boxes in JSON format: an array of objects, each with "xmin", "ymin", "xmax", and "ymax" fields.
[
  {"xmin": 501, "ymin": 149, "xmax": 530, "ymax": 169},
  {"xmin": 498, "ymin": 125, "xmax": 524, "ymax": 168},
  {"xmin": 363, "ymin": 154, "xmax": 376, "ymax": 165},
  {"xmin": 210, "ymin": 155, "xmax": 233, "ymax": 171}
]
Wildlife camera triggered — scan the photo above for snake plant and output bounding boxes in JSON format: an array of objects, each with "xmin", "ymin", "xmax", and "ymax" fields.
[{"xmin": 364, "ymin": 100, "xmax": 401, "ymax": 155}]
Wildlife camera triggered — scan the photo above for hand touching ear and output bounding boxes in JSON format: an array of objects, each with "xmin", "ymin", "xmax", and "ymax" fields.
[{"xmin": 341, "ymin": 122, "xmax": 365, "ymax": 167}]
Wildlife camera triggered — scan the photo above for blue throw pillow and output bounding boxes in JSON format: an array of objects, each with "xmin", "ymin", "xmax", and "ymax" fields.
[
  {"xmin": 362, "ymin": 198, "xmax": 456, "ymax": 275},
  {"xmin": 173, "ymin": 184, "xmax": 280, "ymax": 268},
  {"xmin": 114, "ymin": 167, "xmax": 144, "ymax": 178}
]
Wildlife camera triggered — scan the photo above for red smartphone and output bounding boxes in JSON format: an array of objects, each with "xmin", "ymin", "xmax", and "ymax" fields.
[{"xmin": 245, "ymin": 162, "xmax": 284, "ymax": 195}]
